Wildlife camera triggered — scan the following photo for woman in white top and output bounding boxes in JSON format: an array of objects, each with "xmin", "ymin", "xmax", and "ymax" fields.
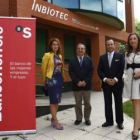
[{"xmin": 123, "ymin": 33, "xmax": 140, "ymax": 140}]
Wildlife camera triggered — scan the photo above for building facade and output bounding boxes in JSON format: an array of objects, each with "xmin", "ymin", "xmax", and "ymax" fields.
[{"xmin": 0, "ymin": 0, "xmax": 135, "ymax": 91}]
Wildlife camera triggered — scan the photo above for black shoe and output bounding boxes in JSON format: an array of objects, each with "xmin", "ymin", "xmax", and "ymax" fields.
[
  {"xmin": 74, "ymin": 120, "xmax": 82, "ymax": 125},
  {"xmin": 118, "ymin": 124, "xmax": 124, "ymax": 130},
  {"xmin": 132, "ymin": 132, "xmax": 139, "ymax": 140},
  {"xmin": 102, "ymin": 122, "xmax": 113, "ymax": 127},
  {"xmin": 85, "ymin": 120, "xmax": 91, "ymax": 126}
]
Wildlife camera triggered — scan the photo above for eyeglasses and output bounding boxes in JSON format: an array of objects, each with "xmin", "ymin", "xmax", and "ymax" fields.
[{"xmin": 77, "ymin": 48, "xmax": 85, "ymax": 50}]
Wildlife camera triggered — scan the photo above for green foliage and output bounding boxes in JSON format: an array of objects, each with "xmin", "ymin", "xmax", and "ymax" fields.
[
  {"xmin": 118, "ymin": 19, "xmax": 140, "ymax": 53},
  {"xmin": 118, "ymin": 43, "xmax": 126, "ymax": 53},
  {"xmin": 123, "ymin": 100, "xmax": 133, "ymax": 118},
  {"xmin": 2, "ymin": 138, "xmax": 9, "ymax": 140},
  {"xmin": 135, "ymin": 19, "xmax": 140, "ymax": 36}
]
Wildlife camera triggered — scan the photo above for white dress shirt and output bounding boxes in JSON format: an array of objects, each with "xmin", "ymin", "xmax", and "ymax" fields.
[
  {"xmin": 77, "ymin": 56, "xmax": 84, "ymax": 63},
  {"xmin": 103, "ymin": 51, "xmax": 118, "ymax": 83}
]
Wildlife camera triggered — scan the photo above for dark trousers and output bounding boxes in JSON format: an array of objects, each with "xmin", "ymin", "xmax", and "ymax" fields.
[{"xmin": 103, "ymin": 87, "xmax": 124, "ymax": 124}]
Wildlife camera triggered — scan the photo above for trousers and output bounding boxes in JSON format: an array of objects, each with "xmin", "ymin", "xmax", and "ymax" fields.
[{"xmin": 74, "ymin": 90, "xmax": 91, "ymax": 121}]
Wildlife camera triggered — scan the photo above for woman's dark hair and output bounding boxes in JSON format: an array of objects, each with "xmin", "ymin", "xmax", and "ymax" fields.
[
  {"xmin": 48, "ymin": 38, "xmax": 61, "ymax": 55},
  {"xmin": 126, "ymin": 33, "xmax": 140, "ymax": 56}
]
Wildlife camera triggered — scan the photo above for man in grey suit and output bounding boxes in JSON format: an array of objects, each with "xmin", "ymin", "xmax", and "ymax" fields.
[{"xmin": 69, "ymin": 43, "xmax": 94, "ymax": 126}]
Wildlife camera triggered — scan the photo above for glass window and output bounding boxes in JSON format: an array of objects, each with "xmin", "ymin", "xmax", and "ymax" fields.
[
  {"xmin": 103, "ymin": 0, "xmax": 117, "ymax": 16},
  {"xmin": 48, "ymin": 0, "xmax": 51, "ymax": 3},
  {"xmin": 80, "ymin": 0, "xmax": 102, "ymax": 12},
  {"xmin": 86, "ymin": 38, "xmax": 91, "ymax": 57},
  {"xmin": 117, "ymin": 0, "xmax": 125, "ymax": 22},
  {"xmin": 36, "ymin": 28, "xmax": 47, "ymax": 63},
  {"xmin": 44, "ymin": 0, "xmax": 51, "ymax": 2},
  {"xmin": 64, "ymin": 35, "xmax": 76, "ymax": 64},
  {"xmin": 52, "ymin": 0, "xmax": 79, "ymax": 9}
]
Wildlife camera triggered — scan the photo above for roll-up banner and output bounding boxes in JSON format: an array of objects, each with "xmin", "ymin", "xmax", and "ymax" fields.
[{"xmin": 0, "ymin": 17, "xmax": 36, "ymax": 135}]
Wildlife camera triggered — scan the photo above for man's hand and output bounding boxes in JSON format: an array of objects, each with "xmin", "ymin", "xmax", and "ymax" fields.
[
  {"xmin": 105, "ymin": 78, "xmax": 112, "ymax": 85},
  {"xmin": 77, "ymin": 81, "xmax": 87, "ymax": 87},
  {"xmin": 110, "ymin": 79, "xmax": 116, "ymax": 85},
  {"xmin": 77, "ymin": 81, "xmax": 83, "ymax": 87},
  {"xmin": 105, "ymin": 78, "xmax": 116, "ymax": 86},
  {"xmin": 81, "ymin": 81, "xmax": 87, "ymax": 87}
]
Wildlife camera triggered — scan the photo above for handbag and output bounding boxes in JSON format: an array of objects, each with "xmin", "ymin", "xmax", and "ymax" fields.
[{"xmin": 41, "ymin": 85, "xmax": 48, "ymax": 96}]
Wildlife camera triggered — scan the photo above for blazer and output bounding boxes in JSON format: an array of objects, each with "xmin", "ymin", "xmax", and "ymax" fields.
[
  {"xmin": 97, "ymin": 52, "xmax": 124, "ymax": 89},
  {"xmin": 42, "ymin": 52, "xmax": 64, "ymax": 82},
  {"xmin": 69, "ymin": 55, "xmax": 94, "ymax": 91}
]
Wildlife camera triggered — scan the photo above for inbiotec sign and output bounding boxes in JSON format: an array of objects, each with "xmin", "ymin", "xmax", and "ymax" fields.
[{"xmin": 32, "ymin": 0, "xmax": 69, "ymax": 21}]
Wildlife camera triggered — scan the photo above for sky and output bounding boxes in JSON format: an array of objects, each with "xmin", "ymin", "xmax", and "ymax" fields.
[{"xmin": 134, "ymin": 0, "xmax": 140, "ymax": 21}]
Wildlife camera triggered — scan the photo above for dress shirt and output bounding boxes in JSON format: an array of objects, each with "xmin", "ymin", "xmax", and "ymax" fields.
[
  {"xmin": 77, "ymin": 55, "xmax": 84, "ymax": 63},
  {"xmin": 103, "ymin": 51, "xmax": 118, "ymax": 83}
]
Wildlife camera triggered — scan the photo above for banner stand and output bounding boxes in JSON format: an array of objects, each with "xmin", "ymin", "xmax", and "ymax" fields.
[
  {"xmin": 0, "ymin": 130, "xmax": 36, "ymax": 136},
  {"xmin": 0, "ymin": 17, "xmax": 36, "ymax": 136}
]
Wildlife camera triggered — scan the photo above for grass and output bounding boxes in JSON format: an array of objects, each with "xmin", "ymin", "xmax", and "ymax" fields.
[
  {"xmin": 2, "ymin": 138, "xmax": 9, "ymax": 140},
  {"xmin": 123, "ymin": 100, "xmax": 133, "ymax": 118}
]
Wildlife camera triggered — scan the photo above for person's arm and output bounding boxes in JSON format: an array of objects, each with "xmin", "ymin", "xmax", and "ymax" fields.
[
  {"xmin": 122, "ymin": 53, "xmax": 127, "ymax": 80},
  {"xmin": 59, "ymin": 55, "xmax": 66, "ymax": 80},
  {"xmin": 69, "ymin": 60, "xmax": 80, "ymax": 85},
  {"xmin": 115, "ymin": 54, "xmax": 125, "ymax": 80},
  {"xmin": 84, "ymin": 58, "xmax": 94, "ymax": 84},
  {"xmin": 42, "ymin": 53, "xmax": 49, "ymax": 82},
  {"xmin": 97, "ymin": 56, "xmax": 106, "ymax": 81}
]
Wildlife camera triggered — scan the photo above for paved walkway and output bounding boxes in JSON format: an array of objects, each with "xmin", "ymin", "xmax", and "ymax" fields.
[{"xmin": 0, "ymin": 91, "xmax": 137, "ymax": 140}]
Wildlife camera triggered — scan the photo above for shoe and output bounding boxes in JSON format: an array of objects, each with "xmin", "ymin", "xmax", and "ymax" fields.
[
  {"xmin": 117, "ymin": 124, "xmax": 124, "ymax": 130},
  {"xmin": 74, "ymin": 120, "xmax": 82, "ymax": 125},
  {"xmin": 132, "ymin": 132, "xmax": 139, "ymax": 140},
  {"xmin": 56, "ymin": 124, "xmax": 63, "ymax": 130},
  {"xmin": 85, "ymin": 120, "xmax": 91, "ymax": 126},
  {"xmin": 102, "ymin": 122, "xmax": 113, "ymax": 127},
  {"xmin": 51, "ymin": 119, "xmax": 55, "ymax": 127},
  {"xmin": 51, "ymin": 119, "xmax": 63, "ymax": 130}
]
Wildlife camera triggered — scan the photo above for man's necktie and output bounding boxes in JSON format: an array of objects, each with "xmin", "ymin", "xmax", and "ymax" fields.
[
  {"xmin": 108, "ymin": 54, "xmax": 112, "ymax": 67},
  {"xmin": 79, "ymin": 57, "xmax": 83, "ymax": 67}
]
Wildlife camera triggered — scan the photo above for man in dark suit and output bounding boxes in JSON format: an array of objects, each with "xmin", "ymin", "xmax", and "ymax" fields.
[
  {"xmin": 69, "ymin": 43, "xmax": 94, "ymax": 126},
  {"xmin": 97, "ymin": 39, "xmax": 124, "ymax": 130}
]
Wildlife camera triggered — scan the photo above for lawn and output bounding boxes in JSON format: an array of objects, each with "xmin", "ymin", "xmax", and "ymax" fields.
[{"xmin": 123, "ymin": 100, "xmax": 133, "ymax": 118}]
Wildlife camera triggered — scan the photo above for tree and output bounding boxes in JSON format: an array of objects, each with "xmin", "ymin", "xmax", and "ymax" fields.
[
  {"xmin": 118, "ymin": 42, "xmax": 126, "ymax": 53},
  {"xmin": 118, "ymin": 18, "xmax": 140, "ymax": 53},
  {"xmin": 135, "ymin": 18, "xmax": 140, "ymax": 36}
]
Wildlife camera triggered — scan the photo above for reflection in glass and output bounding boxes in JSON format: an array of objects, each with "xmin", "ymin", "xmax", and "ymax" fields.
[
  {"xmin": 80, "ymin": 0, "xmax": 102, "ymax": 12},
  {"xmin": 52, "ymin": 0, "xmax": 79, "ymax": 8},
  {"xmin": 64, "ymin": 35, "xmax": 75, "ymax": 64},
  {"xmin": 48, "ymin": 0, "xmax": 51, "ymax": 3},
  {"xmin": 44, "ymin": 0, "xmax": 51, "ymax": 2},
  {"xmin": 103, "ymin": 0, "xmax": 117, "ymax": 16},
  {"xmin": 117, "ymin": 1, "xmax": 125, "ymax": 22}
]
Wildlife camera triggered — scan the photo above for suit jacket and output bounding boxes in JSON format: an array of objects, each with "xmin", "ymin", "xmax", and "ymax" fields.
[
  {"xmin": 69, "ymin": 55, "xmax": 94, "ymax": 91},
  {"xmin": 97, "ymin": 52, "xmax": 124, "ymax": 89}
]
